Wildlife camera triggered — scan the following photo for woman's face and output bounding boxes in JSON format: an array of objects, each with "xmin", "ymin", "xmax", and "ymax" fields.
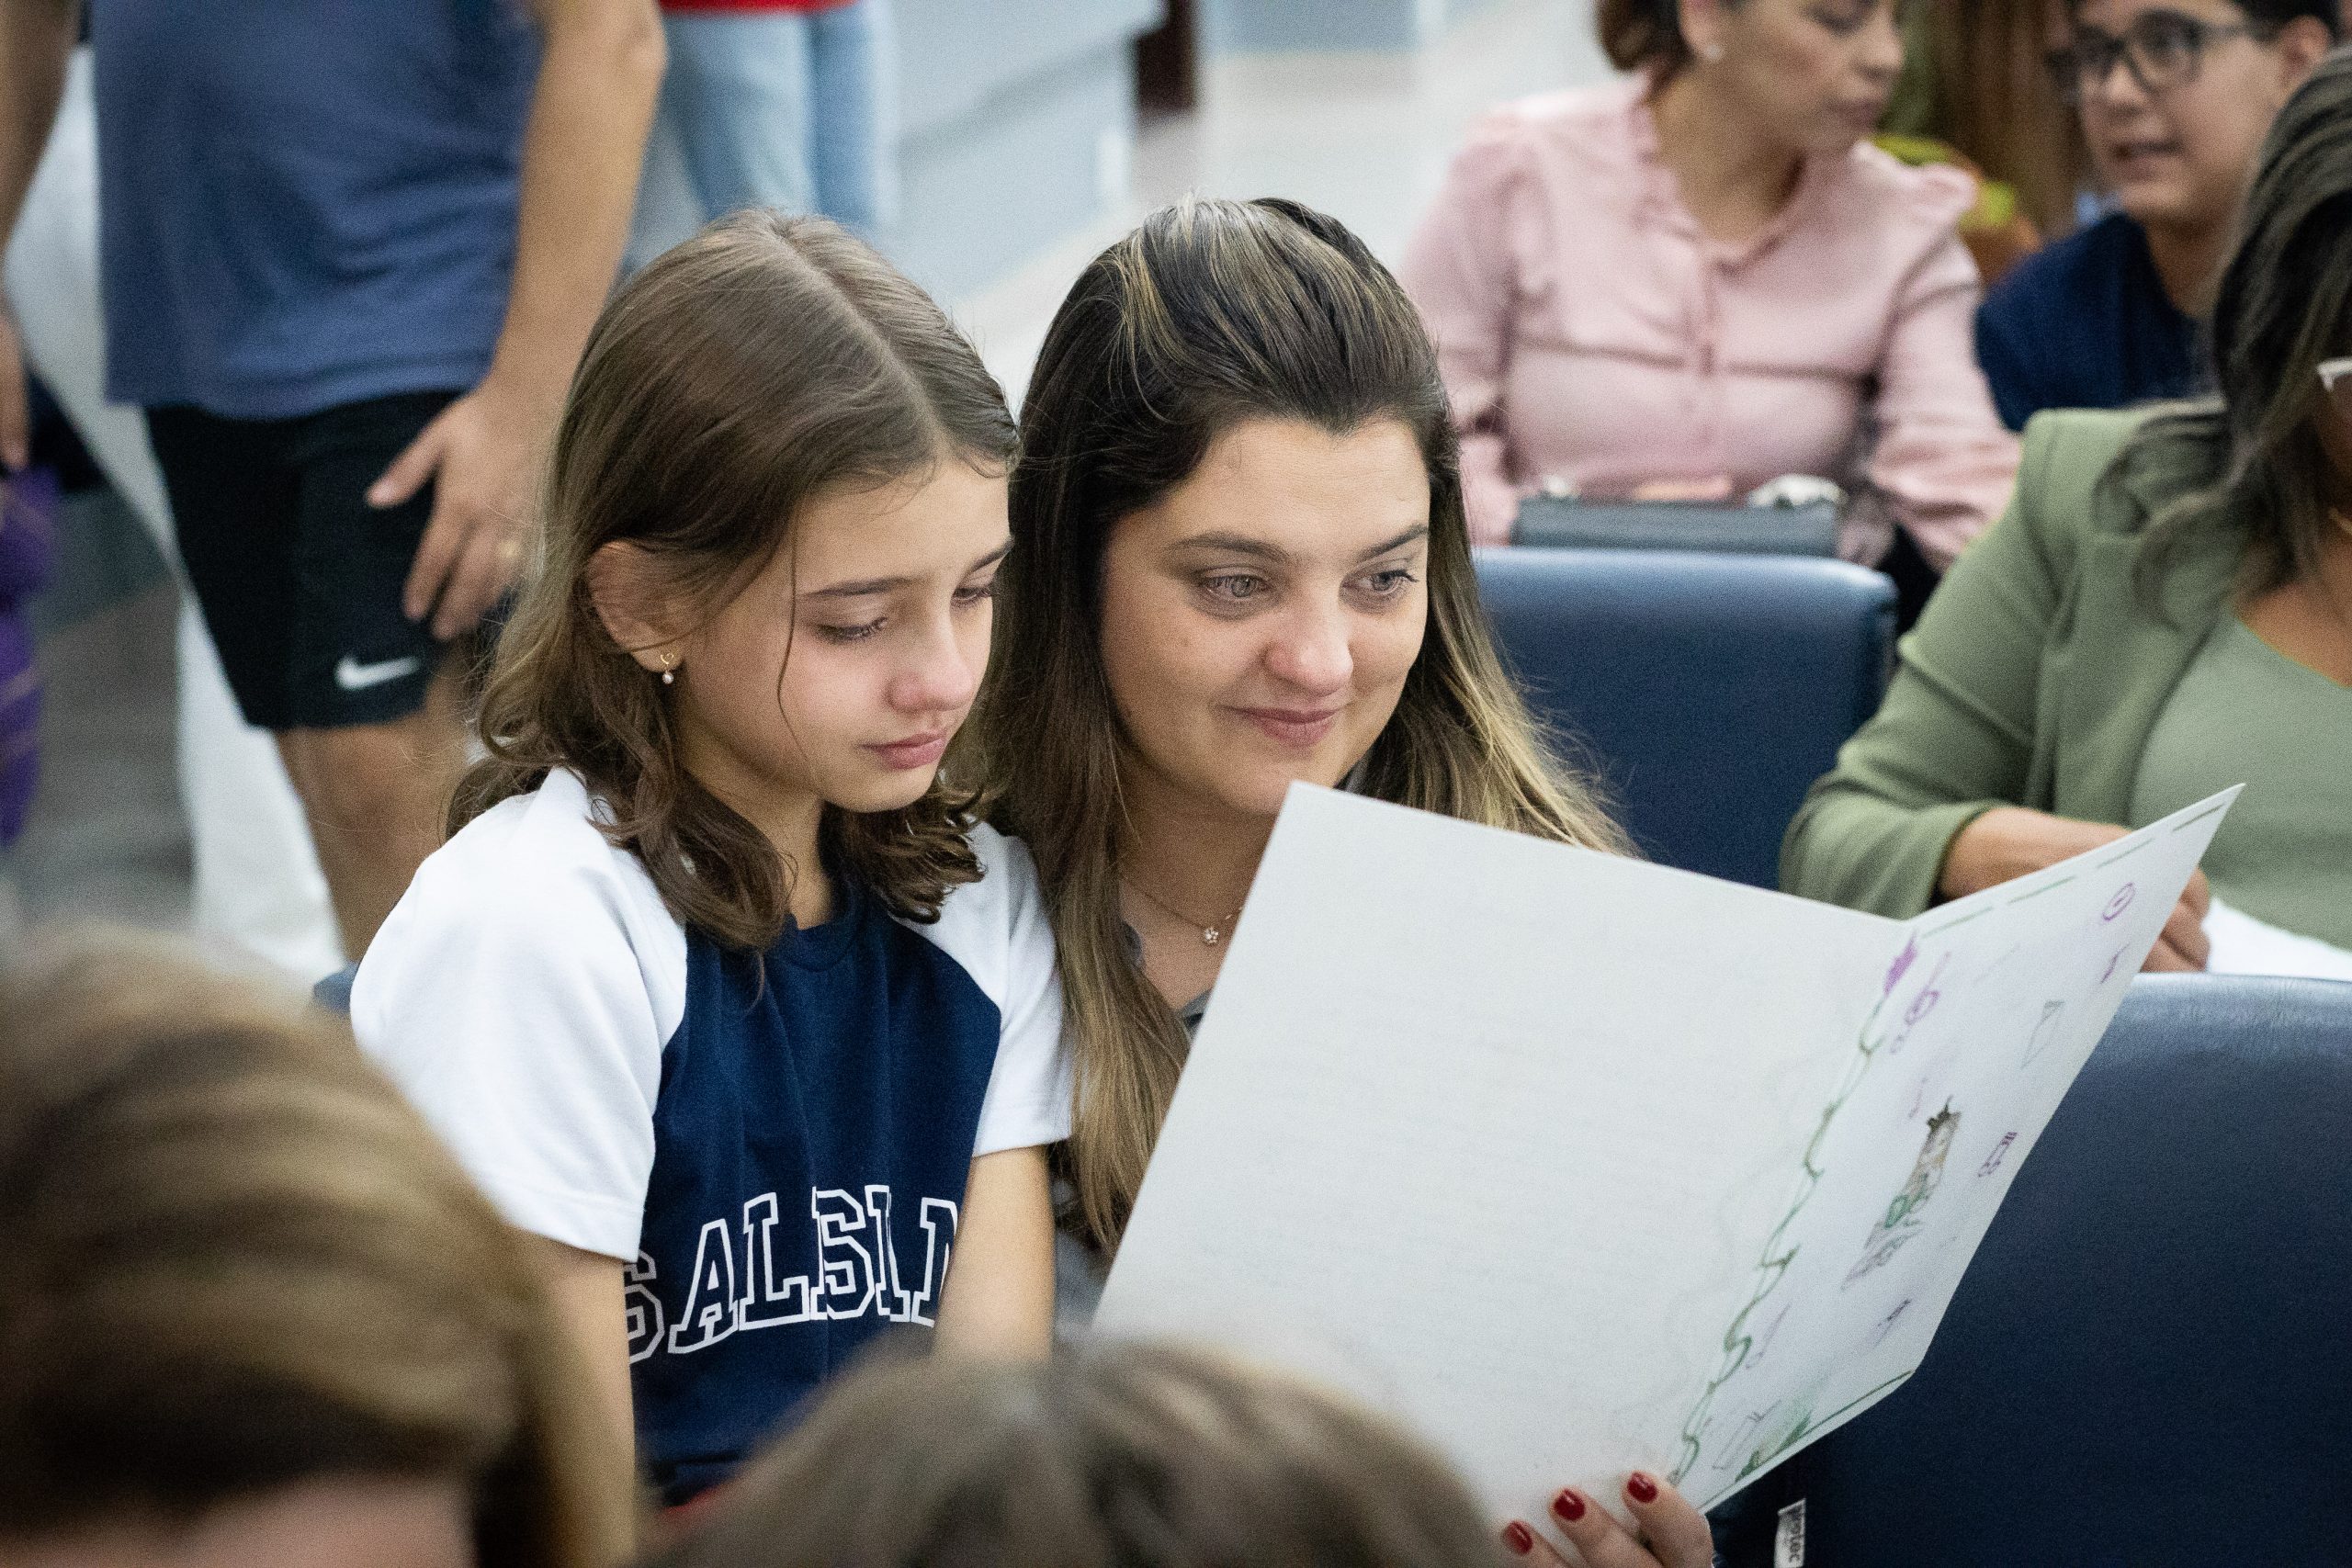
[
  {"xmin": 2071, "ymin": 0, "xmax": 2324, "ymax": 236},
  {"xmin": 1097, "ymin": 418, "xmax": 1431, "ymax": 825},
  {"xmin": 12, "ymin": 1477, "xmax": 475, "ymax": 1568},
  {"xmin": 1687, "ymin": 0, "xmax": 1907, "ymax": 158}
]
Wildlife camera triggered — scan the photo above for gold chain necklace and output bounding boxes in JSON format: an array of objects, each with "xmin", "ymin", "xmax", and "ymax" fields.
[{"xmin": 1123, "ymin": 874, "xmax": 1243, "ymax": 948}]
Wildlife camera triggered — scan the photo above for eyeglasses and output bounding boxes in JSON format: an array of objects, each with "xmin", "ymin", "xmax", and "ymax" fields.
[{"xmin": 2046, "ymin": 12, "xmax": 2260, "ymax": 106}]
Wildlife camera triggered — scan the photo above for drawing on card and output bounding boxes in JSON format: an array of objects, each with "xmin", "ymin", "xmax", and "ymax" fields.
[
  {"xmin": 1843, "ymin": 1103, "xmax": 1959, "ymax": 1288},
  {"xmin": 2020, "ymin": 998, "xmax": 2066, "ymax": 1067},
  {"xmin": 2103, "ymin": 883, "xmax": 2137, "ymax": 922},
  {"xmin": 1975, "ymin": 1130, "xmax": 2018, "ymax": 1179}
]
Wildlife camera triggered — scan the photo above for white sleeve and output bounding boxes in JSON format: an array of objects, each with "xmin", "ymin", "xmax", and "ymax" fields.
[
  {"xmin": 351, "ymin": 827, "xmax": 684, "ymax": 1261},
  {"xmin": 922, "ymin": 826, "xmax": 1073, "ymax": 1156}
]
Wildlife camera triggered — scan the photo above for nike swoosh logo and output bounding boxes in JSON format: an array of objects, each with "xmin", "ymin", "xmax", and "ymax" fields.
[{"xmin": 334, "ymin": 654, "xmax": 424, "ymax": 692}]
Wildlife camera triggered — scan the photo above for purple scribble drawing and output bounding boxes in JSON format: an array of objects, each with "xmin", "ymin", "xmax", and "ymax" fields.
[
  {"xmin": 1866, "ymin": 1298, "xmax": 1913, "ymax": 1350},
  {"xmin": 2099, "ymin": 947, "xmax": 2126, "ymax": 985},
  {"xmin": 1976, "ymin": 1131, "xmax": 2018, "ymax": 1178},
  {"xmin": 1883, "ymin": 935, "xmax": 1920, "ymax": 997},
  {"xmin": 2103, "ymin": 884, "xmax": 2137, "ymax": 923},
  {"xmin": 1904, "ymin": 955, "xmax": 1948, "ymax": 1026}
]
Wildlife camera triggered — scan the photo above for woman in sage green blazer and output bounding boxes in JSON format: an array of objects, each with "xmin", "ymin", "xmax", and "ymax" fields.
[{"xmin": 1781, "ymin": 53, "xmax": 2352, "ymax": 961}]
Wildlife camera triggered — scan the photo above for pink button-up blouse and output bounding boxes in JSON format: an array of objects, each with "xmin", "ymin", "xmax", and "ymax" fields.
[{"xmin": 1401, "ymin": 77, "xmax": 2019, "ymax": 567}]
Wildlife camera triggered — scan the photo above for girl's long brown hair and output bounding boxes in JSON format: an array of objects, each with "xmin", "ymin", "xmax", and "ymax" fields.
[
  {"xmin": 453, "ymin": 211, "xmax": 1017, "ymax": 948},
  {"xmin": 976, "ymin": 197, "xmax": 1627, "ymax": 1254},
  {"xmin": 0, "ymin": 929, "xmax": 628, "ymax": 1564}
]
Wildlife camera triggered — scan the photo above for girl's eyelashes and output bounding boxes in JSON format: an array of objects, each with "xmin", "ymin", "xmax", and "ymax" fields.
[
  {"xmin": 1354, "ymin": 566, "xmax": 1420, "ymax": 600},
  {"xmin": 813, "ymin": 617, "xmax": 887, "ymax": 645},
  {"xmin": 952, "ymin": 577, "xmax": 999, "ymax": 608}
]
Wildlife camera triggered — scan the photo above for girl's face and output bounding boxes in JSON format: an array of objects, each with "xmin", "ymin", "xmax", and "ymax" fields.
[
  {"xmin": 2070, "ymin": 0, "xmax": 2323, "ymax": 235},
  {"xmin": 1685, "ymin": 0, "xmax": 1907, "ymax": 158},
  {"xmin": 1096, "ymin": 418, "xmax": 1430, "ymax": 825},
  {"xmin": 667, "ymin": 462, "xmax": 1009, "ymax": 823}
]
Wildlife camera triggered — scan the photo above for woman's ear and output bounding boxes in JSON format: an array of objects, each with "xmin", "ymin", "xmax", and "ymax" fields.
[
  {"xmin": 2276, "ymin": 17, "xmax": 2334, "ymax": 94},
  {"xmin": 1677, "ymin": 0, "xmax": 1730, "ymax": 63},
  {"xmin": 586, "ymin": 540, "xmax": 688, "ymax": 673}
]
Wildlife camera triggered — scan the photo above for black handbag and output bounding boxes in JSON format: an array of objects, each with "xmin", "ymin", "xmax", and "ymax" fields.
[{"xmin": 1510, "ymin": 496, "xmax": 1842, "ymax": 557}]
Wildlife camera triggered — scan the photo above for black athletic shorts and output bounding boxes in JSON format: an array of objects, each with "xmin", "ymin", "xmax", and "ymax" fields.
[{"xmin": 146, "ymin": 389, "xmax": 461, "ymax": 730}]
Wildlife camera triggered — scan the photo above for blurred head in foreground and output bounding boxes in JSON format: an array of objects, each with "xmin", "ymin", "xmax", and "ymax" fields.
[
  {"xmin": 646, "ymin": 1339, "xmax": 1504, "ymax": 1568},
  {"xmin": 0, "ymin": 930, "xmax": 628, "ymax": 1568}
]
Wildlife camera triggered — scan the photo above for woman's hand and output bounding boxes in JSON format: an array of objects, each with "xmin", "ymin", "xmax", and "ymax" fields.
[
  {"xmin": 1499, "ymin": 1472, "xmax": 1714, "ymax": 1568},
  {"xmin": 1939, "ymin": 807, "xmax": 2211, "ymax": 970}
]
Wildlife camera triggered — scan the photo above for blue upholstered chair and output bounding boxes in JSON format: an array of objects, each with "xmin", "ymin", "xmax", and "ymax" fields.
[
  {"xmin": 1472, "ymin": 549, "xmax": 1895, "ymax": 886},
  {"xmin": 1725, "ymin": 975, "xmax": 2352, "ymax": 1565}
]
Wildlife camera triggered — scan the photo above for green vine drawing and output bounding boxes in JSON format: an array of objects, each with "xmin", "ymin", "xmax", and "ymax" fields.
[{"xmin": 1670, "ymin": 810, "xmax": 2205, "ymax": 1492}]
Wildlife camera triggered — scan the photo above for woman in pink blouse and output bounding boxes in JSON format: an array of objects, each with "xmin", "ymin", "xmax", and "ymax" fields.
[{"xmin": 1401, "ymin": 0, "xmax": 2020, "ymax": 567}]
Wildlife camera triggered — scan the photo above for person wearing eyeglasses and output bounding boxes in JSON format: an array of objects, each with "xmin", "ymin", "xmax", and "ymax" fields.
[
  {"xmin": 1973, "ymin": 0, "xmax": 2335, "ymax": 431},
  {"xmin": 1784, "ymin": 51, "xmax": 2352, "ymax": 974}
]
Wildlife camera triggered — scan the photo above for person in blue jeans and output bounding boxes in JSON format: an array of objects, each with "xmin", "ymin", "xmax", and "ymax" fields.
[
  {"xmin": 0, "ymin": 0, "xmax": 664, "ymax": 957},
  {"xmin": 650, "ymin": 0, "xmax": 898, "ymax": 243},
  {"xmin": 1975, "ymin": 0, "xmax": 2333, "ymax": 430}
]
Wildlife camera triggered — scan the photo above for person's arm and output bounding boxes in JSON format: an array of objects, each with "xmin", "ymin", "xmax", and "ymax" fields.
[
  {"xmin": 1398, "ymin": 119, "xmax": 1532, "ymax": 547},
  {"xmin": 372, "ymin": 0, "xmax": 664, "ymax": 639},
  {"xmin": 529, "ymin": 1235, "xmax": 640, "ymax": 1493},
  {"xmin": 1860, "ymin": 218, "xmax": 2021, "ymax": 571},
  {"xmin": 1784, "ymin": 409, "xmax": 2209, "ymax": 965},
  {"xmin": 1781, "ymin": 412, "xmax": 2070, "ymax": 914},
  {"xmin": 0, "ymin": 0, "xmax": 78, "ymax": 471},
  {"xmin": 934, "ymin": 1145, "xmax": 1056, "ymax": 1357}
]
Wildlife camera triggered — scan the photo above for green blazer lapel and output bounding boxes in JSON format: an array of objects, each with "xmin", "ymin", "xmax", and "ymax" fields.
[{"xmin": 2046, "ymin": 494, "xmax": 2242, "ymax": 824}]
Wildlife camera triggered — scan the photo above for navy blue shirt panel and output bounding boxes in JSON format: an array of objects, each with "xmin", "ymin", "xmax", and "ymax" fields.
[
  {"xmin": 626, "ymin": 877, "xmax": 1001, "ymax": 1505},
  {"xmin": 1974, "ymin": 213, "xmax": 2204, "ymax": 433},
  {"xmin": 89, "ymin": 0, "xmax": 537, "ymax": 416}
]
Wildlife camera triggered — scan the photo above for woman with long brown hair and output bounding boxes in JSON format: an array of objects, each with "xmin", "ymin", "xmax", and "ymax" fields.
[
  {"xmin": 353, "ymin": 210, "xmax": 1067, "ymax": 1509},
  {"xmin": 970, "ymin": 195, "xmax": 1710, "ymax": 1563},
  {"xmin": 0, "ymin": 928, "xmax": 628, "ymax": 1567}
]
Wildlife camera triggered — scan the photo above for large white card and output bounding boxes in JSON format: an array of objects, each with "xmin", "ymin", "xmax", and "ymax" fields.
[{"xmin": 1097, "ymin": 785, "xmax": 2236, "ymax": 1523}]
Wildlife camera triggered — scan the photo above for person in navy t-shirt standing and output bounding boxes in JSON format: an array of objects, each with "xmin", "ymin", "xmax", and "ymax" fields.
[
  {"xmin": 355, "ymin": 213, "xmax": 1068, "ymax": 1508},
  {"xmin": 0, "ymin": 0, "xmax": 664, "ymax": 958}
]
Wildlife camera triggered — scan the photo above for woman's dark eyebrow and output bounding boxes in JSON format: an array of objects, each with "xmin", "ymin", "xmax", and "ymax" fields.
[
  {"xmin": 1170, "ymin": 531, "xmax": 1291, "ymax": 563},
  {"xmin": 965, "ymin": 541, "xmax": 1012, "ymax": 575},
  {"xmin": 1355, "ymin": 524, "xmax": 1431, "ymax": 561}
]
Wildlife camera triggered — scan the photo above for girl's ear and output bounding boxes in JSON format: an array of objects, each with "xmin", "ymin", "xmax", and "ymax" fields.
[{"xmin": 586, "ymin": 540, "xmax": 689, "ymax": 673}]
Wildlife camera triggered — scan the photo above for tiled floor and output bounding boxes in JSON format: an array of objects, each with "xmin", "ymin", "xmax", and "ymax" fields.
[{"xmin": 1, "ymin": 0, "xmax": 1611, "ymax": 946}]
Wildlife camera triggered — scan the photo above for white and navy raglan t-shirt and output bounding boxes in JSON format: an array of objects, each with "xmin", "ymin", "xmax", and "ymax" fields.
[{"xmin": 351, "ymin": 770, "xmax": 1069, "ymax": 1504}]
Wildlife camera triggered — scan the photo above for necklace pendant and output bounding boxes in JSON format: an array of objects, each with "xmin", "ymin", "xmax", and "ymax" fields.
[{"xmin": 1203, "ymin": 927, "xmax": 1222, "ymax": 947}]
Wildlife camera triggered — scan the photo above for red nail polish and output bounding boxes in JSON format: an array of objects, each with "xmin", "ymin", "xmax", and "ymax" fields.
[
  {"xmin": 1626, "ymin": 1472, "xmax": 1660, "ymax": 1505},
  {"xmin": 1501, "ymin": 1521, "xmax": 1534, "ymax": 1555},
  {"xmin": 1552, "ymin": 1488, "xmax": 1587, "ymax": 1523}
]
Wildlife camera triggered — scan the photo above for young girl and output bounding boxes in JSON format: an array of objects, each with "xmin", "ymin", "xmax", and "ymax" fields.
[{"xmin": 353, "ymin": 211, "xmax": 1066, "ymax": 1509}]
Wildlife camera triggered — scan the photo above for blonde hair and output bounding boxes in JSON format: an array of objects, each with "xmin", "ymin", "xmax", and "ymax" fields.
[
  {"xmin": 0, "ymin": 929, "xmax": 628, "ymax": 1564},
  {"xmin": 646, "ymin": 1340, "xmax": 1503, "ymax": 1568},
  {"xmin": 973, "ymin": 197, "xmax": 1628, "ymax": 1253},
  {"xmin": 453, "ymin": 211, "xmax": 1017, "ymax": 949}
]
